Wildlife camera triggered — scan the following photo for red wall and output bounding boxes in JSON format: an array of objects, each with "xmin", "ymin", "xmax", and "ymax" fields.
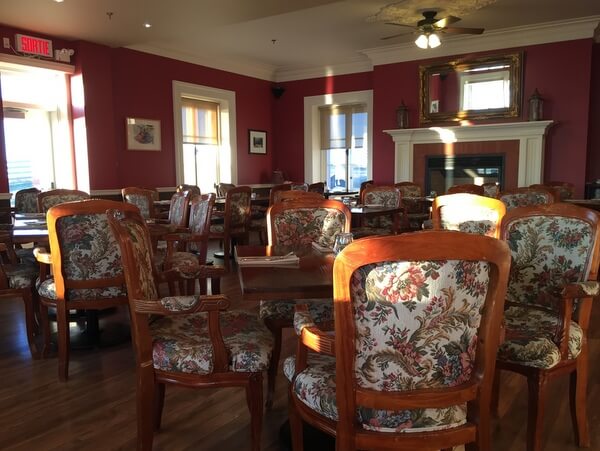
[{"xmin": 587, "ymin": 42, "xmax": 600, "ymax": 182}]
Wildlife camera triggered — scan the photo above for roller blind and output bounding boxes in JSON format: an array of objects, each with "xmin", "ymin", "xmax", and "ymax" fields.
[
  {"xmin": 319, "ymin": 103, "xmax": 366, "ymax": 150},
  {"xmin": 182, "ymin": 98, "xmax": 219, "ymax": 145}
]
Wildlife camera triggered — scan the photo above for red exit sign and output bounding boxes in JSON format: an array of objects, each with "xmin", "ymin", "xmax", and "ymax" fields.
[{"xmin": 15, "ymin": 34, "xmax": 53, "ymax": 58}]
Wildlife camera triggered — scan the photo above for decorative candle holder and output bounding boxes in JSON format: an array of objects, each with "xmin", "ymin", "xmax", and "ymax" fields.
[
  {"xmin": 528, "ymin": 89, "xmax": 543, "ymax": 121},
  {"xmin": 396, "ymin": 101, "xmax": 409, "ymax": 129}
]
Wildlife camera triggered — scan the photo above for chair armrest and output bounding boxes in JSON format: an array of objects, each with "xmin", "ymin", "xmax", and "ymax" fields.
[
  {"xmin": 563, "ymin": 281, "xmax": 600, "ymax": 299},
  {"xmin": 33, "ymin": 247, "xmax": 52, "ymax": 265},
  {"xmin": 133, "ymin": 294, "xmax": 230, "ymax": 315},
  {"xmin": 293, "ymin": 305, "xmax": 335, "ymax": 356}
]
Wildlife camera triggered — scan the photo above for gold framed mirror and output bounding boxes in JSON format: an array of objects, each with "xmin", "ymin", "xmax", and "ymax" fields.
[{"xmin": 419, "ymin": 52, "xmax": 523, "ymax": 123}]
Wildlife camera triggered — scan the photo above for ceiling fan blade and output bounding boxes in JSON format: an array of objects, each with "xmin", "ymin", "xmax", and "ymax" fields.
[
  {"xmin": 434, "ymin": 15, "xmax": 461, "ymax": 28},
  {"xmin": 385, "ymin": 22, "xmax": 416, "ymax": 29},
  {"xmin": 381, "ymin": 32, "xmax": 410, "ymax": 40},
  {"xmin": 442, "ymin": 26, "xmax": 485, "ymax": 35}
]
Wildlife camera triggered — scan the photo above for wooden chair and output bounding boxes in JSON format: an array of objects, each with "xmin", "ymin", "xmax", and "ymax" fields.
[
  {"xmin": 208, "ymin": 186, "xmax": 251, "ymax": 271},
  {"xmin": 249, "ymin": 184, "xmax": 291, "ymax": 244},
  {"xmin": 530, "ymin": 182, "xmax": 575, "ymax": 201},
  {"xmin": 176, "ymin": 183, "xmax": 201, "ymax": 196},
  {"xmin": 107, "ymin": 208, "xmax": 273, "ymax": 451},
  {"xmin": 447, "ymin": 183, "xmax": 485, "ymax": 195},
  {"xmin": 308, "ymin": 182, "xmax": 325, "ymax": 194},
  {"xmin": 358, "ymin": 179, "xmax": 373, "ymax": 198},
  {"xmin": 431, "ymin": 193, "xmax": 506, "ymax": 238},
  {"xmin": 37, "ymin": 189, "xmax": 90, "ymax": 213},
  {"xmin": 499, "ymin": 187, "xmax": 555, "ymax": 211},
  {"xmin": 394, "ymin": 181, "xmax": 430, "ymax": 231},
  {"xmin": 15, "ymin": 187, "xmax": 41, "ymax": 213},
  {"xmin": 495, "ymin": 203, "xmax": 600, "ymax": 451},
  {"xmin": 262, "ymin": 198, "xmax": 351, "ymax": 408},
  {"xmin": 121, "ymin": 186, "xmax": 159, "ymax": 219},
  {"xmin": 353, "ymin": 185, "xmax": 402, "ymax": 237},
  {"xmin": 34, "ymin": 199, "xmax": 138, "ymax": 380},
  {"xmin": 278, "ymin": 190, "xmax": 324, "ymax": 203},
  {"xmin": 162, "ymin": 194, "xmax": 225, "ymax": 294},
  {"xmin": 272, "ymin": 170, "xmax": 285, "ymax": 184},
  {"xmin": 215, "ymin": 182, "xmax": 236, "ymax": 198},
  {"xmin": 289, "ymin": 182, "xmax": 309, "ymax": 191},
  {"xmin": 482, "ymin": 182, "xmax": 500, "ymax": 198},
  {"xmin": 286, "ymin": 231, "xmax": 511, "ymax": 451},
  {"xmin": 0, "ymin": 232, "xmax": 40, "ymax": 358}
]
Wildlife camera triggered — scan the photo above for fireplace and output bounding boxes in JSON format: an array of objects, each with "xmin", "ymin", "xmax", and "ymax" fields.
[{"xmin": 425, "ymin": 154, "xmax": 504, "ymax": 195}]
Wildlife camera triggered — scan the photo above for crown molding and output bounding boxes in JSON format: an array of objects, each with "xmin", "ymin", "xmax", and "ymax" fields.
[
  {"xmin": 274, "ymin": 57, "xmax": 373, "ymax": 82},
  {"xmin": 125, "ymin": 44, "xmax": 276, "ymax": 82},
  {"xmin": 361, "ymin": 16, "xmax": 600, "ymax": 67}
]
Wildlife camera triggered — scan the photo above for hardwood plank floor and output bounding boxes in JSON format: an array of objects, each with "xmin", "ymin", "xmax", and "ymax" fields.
[{"xmin": 1, "ymin": 243, "xmax": 599, "ymax": 450}]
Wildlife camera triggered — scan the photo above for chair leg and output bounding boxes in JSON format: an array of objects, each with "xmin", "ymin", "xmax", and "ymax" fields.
[
  {"xmin": 56, "ymin": 302, "xmax": 70, "ymax": 381},
  {"xmin": 570, "ymin": 356, "xmax": 590, "ymax": 447},
  {"xmin": 223, "ymin": 237, "xmax": 231, "ymax": 271},
  {"xmin": 491, "ymin": 367, "xmax": 501, "ymax": 417},
  {"xmin": 21, "ymin": 289, "xmax": 39, "ymax": 359},
  {"xmin": 265, "ymin": 319, "xmax": 282, "ymax": 410},
  {"xmin": 245, "ymin": 373, "xmax": 263, "ymax": 451},
  {"xmin": 40, "ymin": 302, "xmax": 51, "ymax": 358},
  {"xmin": 526, "ymin": 371, "xmax": 548, "ymax": 451},
  {"xmin": 137, "ymin": 367, "xmax": 156, "ymax": 451},
  {"xmin": 154, "ymin": 382, "xmax": 166, "ymax": 431},
  {"xmin": 288, "ymin": 389, "xmax": 304, "ymax": 451}
]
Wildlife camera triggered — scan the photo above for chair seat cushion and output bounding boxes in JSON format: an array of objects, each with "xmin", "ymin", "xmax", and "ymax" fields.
[
  {"xmin": 498, "ymin": 306, "xmax": 583, "ymax": 369},
  {"xmin": 151, "ymin": 310, "xmax": 273, "ymax": 375},
  {"xmin": 164, "ymin": 251, "xmax": 201, "ymax": 278},
  {"xmin": 4, "ymin": 263, "xmax": 37, "ymax": 289},
  {"xmin": 259, "ymin": 299, "xmax": 332, "ymax": 323},
  {"xmin": 283, "ymin": 354, "xmax": 467, "ymax": 433},
  {"xmin": 38, "ymin": 278, "xmax": 127, "ymax": 300}
]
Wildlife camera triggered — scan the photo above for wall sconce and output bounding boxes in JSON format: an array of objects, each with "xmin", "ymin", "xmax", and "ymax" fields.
[
  {"xmin": 528, "ymin": 88, "xmax": 543, "ymax": 121},
  {"xmin": 415, "ymin": 32, "xmax": 441, "ymax": 49}
]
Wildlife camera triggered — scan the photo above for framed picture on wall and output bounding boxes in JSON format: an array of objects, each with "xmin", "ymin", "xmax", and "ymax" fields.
[
  {"xmin": 126, "ymin": 118, "xmax": 161, "ymax": 151},
  {"xmin": 248, "ymin": 129, "xmax": 267, "ymax": 154}
]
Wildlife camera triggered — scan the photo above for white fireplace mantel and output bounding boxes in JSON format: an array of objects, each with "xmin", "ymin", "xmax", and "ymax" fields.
[{"xmin": 384, "ymin": 121, "xmax": 554, "ymax": 187}]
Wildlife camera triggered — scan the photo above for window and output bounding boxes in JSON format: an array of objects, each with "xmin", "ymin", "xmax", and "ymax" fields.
[
  {"xmin": 173, "ymin": 81, "xmax": 237, "ymax": 194},
  {"xmin": 319, "ymin": 104, "xmax": 368, "ymax": 192},
  {"xmin": 460, "ymin": 67, "xmax": 510, "ymax": 111}
]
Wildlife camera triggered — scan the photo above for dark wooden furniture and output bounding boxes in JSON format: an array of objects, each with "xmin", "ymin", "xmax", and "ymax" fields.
[
  {"xmin": 37, "ymin": 189, "xmax": 90, "ymax": 213},
  {"xmin": 447, "ymin": 183, "xmax": 485, "ymax": 195},
  {"xmin": 308, "ymin": 182, "xmax": 325, "ymax": 194},
  {"xmin": 287, "ymin": 232, "xmax": 511, "ymax": 451},
  {"xmin": 176, "ymin": 183, "xmax": 201, "ymax": 196},
  {"xmin": 121, "ymin": 186, "xmax": 159, "ymax": 219},
  {"xmin": 107, "ymin": 208, "xmax": 273, "ymax": 451}
]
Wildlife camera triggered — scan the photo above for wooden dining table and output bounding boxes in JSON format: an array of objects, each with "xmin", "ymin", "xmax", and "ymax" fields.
[
  {"xmin": 236, "ymin": 244, "xmax": 334, "ymax": 301},
  {"xmin": 12, "ymin": 213, "xmax": 49, "ymax": 245}
]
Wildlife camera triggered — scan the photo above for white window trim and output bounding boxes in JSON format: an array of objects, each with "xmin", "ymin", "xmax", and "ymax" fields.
[
  {"xmin": 303, "ymin": 90, "xmax": 373, "ymax": 184},
  {"xmin": 172, "ymin": 81, "xmax": 237, "ymax": 185}
]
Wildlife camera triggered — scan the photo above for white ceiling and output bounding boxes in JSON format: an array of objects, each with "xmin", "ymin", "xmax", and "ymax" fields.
[{"xmin": 1, "ymin": 0, "xmax": 599, "ymax": 81}]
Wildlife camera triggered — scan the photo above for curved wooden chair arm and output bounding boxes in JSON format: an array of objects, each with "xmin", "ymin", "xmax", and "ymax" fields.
[
  {"xmin": 33, "ymin": 247, "xmax": 52, "ymax": 265},
  {"xmin": 563, "ymin": 281, "xmax": 599, "ymax": 299},
  {"xmin": 133, "ymin": 294, "xmax": 230, "ymax": 315},
  {"xmin": 294, "ymin": 305, "xmax": 335, "ymax": 355}
]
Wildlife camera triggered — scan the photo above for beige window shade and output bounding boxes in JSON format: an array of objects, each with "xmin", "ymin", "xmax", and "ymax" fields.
[
  {"xmin": 182, "ymin": 98, "xmax": 219, "ymax": 145},
  {"xmin": 319, "ymin": 103, "xmax": 366, "ymax": 150}
]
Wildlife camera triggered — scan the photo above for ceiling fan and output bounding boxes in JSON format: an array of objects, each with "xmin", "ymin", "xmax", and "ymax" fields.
[{"xmin": 382, "ymin": 10, "xmax": 484, "ymax": 47}]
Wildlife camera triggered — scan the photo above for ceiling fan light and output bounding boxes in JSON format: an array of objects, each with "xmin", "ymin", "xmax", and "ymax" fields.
[
  {"xmin": 415, "ymin": 34, "xmax": 428, "ymax": 49},
  {"xmin": 428, "ymin": 33, "xmax": 441, "ymax": 48}
]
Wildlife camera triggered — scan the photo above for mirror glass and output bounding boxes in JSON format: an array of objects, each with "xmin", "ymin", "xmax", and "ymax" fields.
[{"xmin": 419, "ymin": 53, "xmax": 522, "ymax": 123}]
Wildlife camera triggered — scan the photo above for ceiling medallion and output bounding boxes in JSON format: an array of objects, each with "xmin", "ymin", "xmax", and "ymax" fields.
[{"xmin": 367, "ymin": 0, "xmax": 497, "ymax": 23}]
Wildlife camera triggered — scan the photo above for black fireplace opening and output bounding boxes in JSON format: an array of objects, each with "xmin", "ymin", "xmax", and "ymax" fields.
[{"xmin": 425, "ymin": 154, "xmax": 505, "ymax": 195}]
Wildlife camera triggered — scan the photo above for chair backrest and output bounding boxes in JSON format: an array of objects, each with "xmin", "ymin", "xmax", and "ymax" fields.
[
  {"xmin": 38, "ymin": 189, "xmax": 90, "ymax": 213},
  {"xmin": 359, "ymin": 179, "xmax": 374, "ymax": 198},
  {"xmin": 46, "ymin": 199, "xmax": 138, "ymax": 300},
  {"xmin": 333, "ymin": 232, "xmax": 510, "ymax": 446},
  {"xmin": 546, "ymin": 181, "xmax": 575, "ymax": 201},
  {"xmin": 277, "ymin": 190, "xmax": 324, "ymax": 203},
  {"xmin": 308, "ymin": 182, "xmax": 325, "ymax": 194},
  {"xmin": 216, "ymin": 182, "xmax": 236, "ymax": 198},
  {"xmin": 498, "ymin": 187, "xmax": 555, "ymax": 211},
  {"xmin": 269, "ymin": 183, "xmax": 292, "ymax": 205},
  {"xmin": 447, "ymin": 183, "xmax": 485, "ymax": 195},
  {"xmin": 431, "ymin": 193, "xmax": 506, "ymax": 238},
  {"xmin": 360, "ymin": 185, "xmax": 402, "ymax": 229},
  {"xmin": 121, "ymin": 187, "xmax": 158, "ymax": 219},
  {"xmin": 267, "ymin": 198, "xmax": 350, "ymax": 247},
  {"xmin": 187, "ymin": 193, "xmax": 216, "ymax": 260},
  {"xmin": 271, "ymin": 170, "xmax": 285, "ymax": 184},
  {"xmin": 500, "ymin": 203, "xmax": 600, "ymax": 313},
  {"xmin": 394, "ymin": 181, "xmax": 422, "ymax": 198},
  {"xmin": 167, "ymin": 190, "xmax": 192, "ymax": 227},
  {"xmin": 482, "ymin": 182, "xmax": 500, "ymax": 198},
  {"xmin": 176, "ymin": 184, "xmax": 201, "ymax": 196},
  {"xmin": 15, "ymin": 187, "xmax": 42, "ymax": 213},
  {"xmin": 289, "ymin": 182, "xmax": 309, "ymax": 191},
  {"xmin": 224, "ymin": 185, "xmax": 252, "ymax": 232}
]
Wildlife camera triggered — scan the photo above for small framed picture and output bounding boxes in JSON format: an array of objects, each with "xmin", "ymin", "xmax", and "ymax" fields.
[
  {"xmin": 126, "ymin": 118, "xmax": 161, "ymax": 151},
  {"xmin": 430, "ymin": 100, "xmax": 439, "ymax": 114},
  {"xmin": 248, "ymin": 129, "xmax": 267, "ymax": 155}
]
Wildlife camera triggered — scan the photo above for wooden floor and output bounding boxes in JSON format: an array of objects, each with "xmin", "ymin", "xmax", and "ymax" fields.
[{"xmin": 1, "ymin": 244, "xmax": 599, "ymax": 450}]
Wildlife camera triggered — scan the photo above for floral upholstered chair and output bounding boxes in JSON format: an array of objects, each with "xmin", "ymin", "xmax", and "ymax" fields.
[
  {"xmin": 121, "ymin": 186, "xmax": 158, "ymax": 219},
  {"xmin": 353, "ymin": 185, "xmax": 402, "ymax": 237},
  {"xmin": 495, "ymin": 203, "xmax": 600, "ymax": 451},
  {"xmin": 34, "ymin": 199, "xmax": 138, "ymax": 380},
  {"xmin": 447, "ymin": 183, "xmax": 485, "ymax": 195},
  {"xmin": 482, "ymin": 182, "xmax": 500, "ymax": 198},
  {"xmin": 37, "ymin": 189, "xmax": 90, "ymax": 213},
  {"xmin": 285, "ymin": 232, "xmax": 511, "ymax": 451},
  {"xmin": 15, "ymin": 187, "xmax": 42, "ymax": 213},
  {"xmin": 394, "ymin": 182, "xmax": 430, "ymax": 231},
  {"xmin": 499, "ymin": 187, "xmax": 555, "ymax": 211},
  {"xmin": 431, "ymin": 193, "xmax": 506, "ymax": 238},
  {"xmin": 262, "ymin": 198, "xmax": 351, "ymax": 407},
  {"xmin": 107, "ymin": 208, "xmax": 273, "ymax": 451},
  {"xmin": 162, "ymin": 194, "xmax": 225, "ymax": 294},
  {"xmin": 147, "ymin": 190, "xmax": 191, "ymax": 257},
  {"xmin": 209, "ymin": 185, "xmax": 251, "ymax": 271},
  {"xmin": 545, "ymin": 181, "xmax": 575, "ymax": 200},
  {"xmin": 175, "ymin": 183, "xmax": 201, "ymax": 196}
]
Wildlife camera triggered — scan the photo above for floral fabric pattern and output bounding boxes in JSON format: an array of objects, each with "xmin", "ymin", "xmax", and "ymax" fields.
[
  {"xmin": 498, "ymin": 305, "xmax": 583, "ymax": 369},
  {"xmin": 160, "ymin": 295, "xmax": 199, "ymax": 312},
  {"xmin": 271, "ymin": 208, "xmax": 347, "ymax": 247},
  {"xmin": 41, "ymin": 194, "xmax": 88, "ymax": 212},
  {"xmin": 168, "ymin": 194, "xmax": 187, "ymax": 226},
  {"xmin": 164, "ymin": 252, "xmax": 200, "ymax": 279},
  {"xmin": 505, "ymin": 215, "xmax": 594, "ymax": 310},
  {"xmin": 396, "ymin": 185, "xmax": 421, "ymax": 199},
  {"xmin": 5, "ymin": 263, "xmax": 37, "ymax": 289},
  {"xmin": 38, "ymin": 278, "xmax": 126, "ymax": 300},
  {"xmin": 259, "ymin": 299, "xmax": 333, "ymax": 323},
  {"xmin": 15, "ymin": 189, "xmax": 40, "ymax": 213},
  {"xmin": 151, "ymin": 310, "xmax": 273, "ymax": 374},
  {"xmin": 229, "ymin": 191, "xmax": 251, "ymax": 227},
  {"xmin": 499, "ymin": 192, "xmax": 552, "ymax": 211},
  {"xmin": 483, "ymin": 184, "xmax": 500, "ymax": 198},
  {"xmin": 439, "ymin": 205, "xmax": 501, "ymax": 237},
  {"xmin": 123, "ymin": 219, "xmax": 159, "ymax": 300},
  {"xmin": 362, "ymin": 190, "xmax": 400, "ymax": 230},
  {"xmin": 124, "ymin": 194, "xmax": 152, "ymax": 218}
]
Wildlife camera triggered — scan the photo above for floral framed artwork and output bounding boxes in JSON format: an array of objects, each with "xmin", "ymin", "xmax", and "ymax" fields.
[
  {"xmin": 126, "ymin": 118, "xmax": 161, "ymax": 151},
  {"xmin": 248, "ymin": 129, "xmax": 267, "ymax": 155}
]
